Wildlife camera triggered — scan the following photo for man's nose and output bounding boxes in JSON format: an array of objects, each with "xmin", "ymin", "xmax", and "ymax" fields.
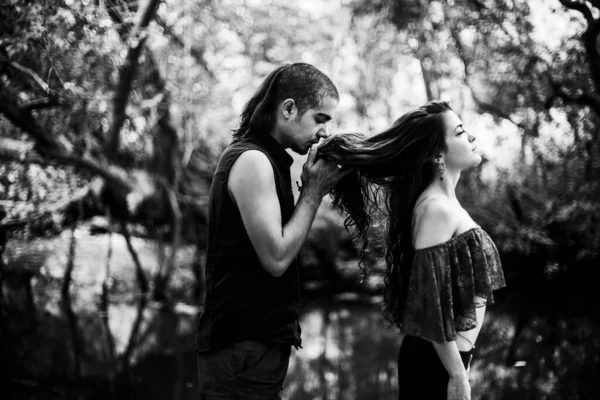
[{"xmin": 317, "ymin": 127, "xmax": 330, "ymax": 139}]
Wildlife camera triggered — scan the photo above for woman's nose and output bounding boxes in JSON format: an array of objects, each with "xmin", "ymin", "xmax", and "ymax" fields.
[{"xmin": 468, "ymin": 133, "xmax": 476, "ymax": 143}]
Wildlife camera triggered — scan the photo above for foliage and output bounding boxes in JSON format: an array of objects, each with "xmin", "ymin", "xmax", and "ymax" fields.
[{"xmin": 1, "ymin": 0, "xmax": 600, "ymax": 398}]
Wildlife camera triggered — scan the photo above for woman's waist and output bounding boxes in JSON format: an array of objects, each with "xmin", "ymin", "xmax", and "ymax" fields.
[{"xmin": 455, "ymin": 304, "xmax": 486, "ymax": 351}]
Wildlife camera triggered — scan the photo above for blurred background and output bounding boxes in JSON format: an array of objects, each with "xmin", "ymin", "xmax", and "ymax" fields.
[{"xmin": 1, "ymin": 0, "xmax": 599, "ymax": 399}]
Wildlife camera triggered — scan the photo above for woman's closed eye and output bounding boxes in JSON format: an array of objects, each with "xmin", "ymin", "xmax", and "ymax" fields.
[{"xmin": 454, "ymin": 124, "xmax": 465, "ymax": 135}]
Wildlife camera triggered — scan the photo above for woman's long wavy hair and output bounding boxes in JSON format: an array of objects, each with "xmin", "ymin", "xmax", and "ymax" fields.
[{"xmin": 318, "ymin": 100, "xmax": 452, "ymax": 327}]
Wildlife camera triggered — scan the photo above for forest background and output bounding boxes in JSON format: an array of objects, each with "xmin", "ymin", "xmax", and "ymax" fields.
[{"xmin": 1, "ymin": 0, "xmax": 599, "ymax": 399}]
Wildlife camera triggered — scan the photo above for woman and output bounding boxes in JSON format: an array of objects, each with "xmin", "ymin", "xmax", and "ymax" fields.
[{"xmin": 318, "ymin": 101, "xmax": 506, "ymax": 399}]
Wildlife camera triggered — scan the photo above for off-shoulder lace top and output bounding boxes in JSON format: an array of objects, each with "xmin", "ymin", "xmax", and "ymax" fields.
[{"xmin": 400, "ymin": 227, "xmax": 506, "ymax": 343}]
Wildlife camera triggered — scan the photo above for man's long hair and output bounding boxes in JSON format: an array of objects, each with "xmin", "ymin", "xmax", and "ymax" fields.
[
  {"xmin": 233, "ymin": 63, "xmax": 339, "ymax": 140},
  {"xmin": 318, "ymin": 100, "xmax": 452, "ymax": 327}
]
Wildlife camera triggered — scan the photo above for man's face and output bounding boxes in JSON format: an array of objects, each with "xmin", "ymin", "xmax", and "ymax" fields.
[{"xmin": 285, "ymin": 96, "xmax": 338, "ymax": 155}]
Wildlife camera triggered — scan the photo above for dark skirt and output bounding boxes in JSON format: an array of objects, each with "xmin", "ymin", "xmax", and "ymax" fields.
[{"xmin": 397, "ymin": 335, "xmax": 472, "ymax": 400}]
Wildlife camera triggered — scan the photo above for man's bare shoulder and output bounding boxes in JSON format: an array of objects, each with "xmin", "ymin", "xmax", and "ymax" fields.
[{"xmin": 229, "ymin": 150, "xmax": 273, "ymax": 181}]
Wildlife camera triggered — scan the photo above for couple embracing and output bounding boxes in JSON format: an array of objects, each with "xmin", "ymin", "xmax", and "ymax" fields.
[{"xmin": 195, "ymin": 63, "xmax": 506, "ymax": 400}]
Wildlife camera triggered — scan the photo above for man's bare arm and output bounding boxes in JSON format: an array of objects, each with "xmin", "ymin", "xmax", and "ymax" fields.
[{"xmin": 228, "ymin": 146, "xmax": 343, "ymax": 277}]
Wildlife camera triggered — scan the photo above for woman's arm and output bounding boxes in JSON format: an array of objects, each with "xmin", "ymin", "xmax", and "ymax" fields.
[
  {"xmin": 414, "ymin": 199, "xmax": 470, "ymax": 399},
  {"xmin": 431, "ymin": 341, "xmax": 470, "ymax": 400}
]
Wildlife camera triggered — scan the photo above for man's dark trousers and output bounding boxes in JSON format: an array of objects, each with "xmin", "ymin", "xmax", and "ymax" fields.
[{"xmin": 197, "ymin": 340, "xmax": 291, "ymax": 399}]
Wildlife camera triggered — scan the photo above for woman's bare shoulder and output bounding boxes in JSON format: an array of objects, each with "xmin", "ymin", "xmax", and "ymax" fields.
[{"xmin": 413, "ymin": 198, "xmax": 460, "ymax": 249}]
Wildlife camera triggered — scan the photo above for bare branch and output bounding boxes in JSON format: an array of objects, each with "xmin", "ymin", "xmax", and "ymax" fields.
[
  {"xmin": 153, "ymin": 188, "xmax": 182, "ymax": 301},
  {"xmin": 60, "ymin": 154, "xmax": 133, "ymax": 195},
  {"xmin": 471, "ymin": 91, "xmax": 523, "ymax": 127},
  {"xmin": 121, "ymin": 221, "xmax": 149, "ymax": 295},
  {"xmin": 1, "ymin": 57, "xmax": 54, "ymax": 95},
  {"xmin": 151, "ymin": 104, "xmax": 183, "ymax": 300},
  {"xmin": 100, "ymin": 230, "xmax": 117, "ymax": 361},
  {"xmin": 560, "ymin": 0, "xmax": 600, "ymax": 97},
  {"xmin": 583, "ymin": 20, "xmax": 600, "ymax": 98},
  {"xmin": 104, "ymin": 4, "xmax": 185, "ymax": 187},
  {"xmin": 105, "ymin": 0, "xmax": 162, "ymax": 158},
  {"xmin": 104, "ymin": 0, "xmax": 132, "ymax": 36},
  {"xmin": 0, "ymin": 186, "xmax": 93, "ymax": 238},
  {"xmin": 546, "ymin": 85, "xmax": 600, "ymax": 114},
  {"xmin": 134, "ymin": 0, "xmax": 160, "ymax": 34},
  {"xmin": 61, "ymin": 225, "xmax": 82, "ymax": 377},
  {"xmin": 0, "ymin": 98, "xmax": 69, "ymax": 153},
  {"xmin": 21, "ymin": 97, "xmax": 60, "ymax": 112},
  {"xmin": 450, "ymin": 28, "xmax": 523, "ymax": 128},
  {"xmin": 0, "ymin": 137, "xmax": 186, "ymax": 236},
  {"xmin": 120, "ymin": 220, "xmax": 149, "ymax": 376},
  {"xmin": 0, "ymin": 102, "xmax": 133, "ymax": 194},
  {"xmin": 154, "ymin": 16, "xmax": 215, "ymax": 79}
]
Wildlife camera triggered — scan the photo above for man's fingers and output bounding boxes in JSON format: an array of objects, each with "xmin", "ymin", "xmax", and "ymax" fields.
[
  {"xmin": 319, "ymin": 160, "xmax": 354, "ymax": 177},
  {"xmin": 307, "ymin": 144, "xmax": 317, "ymax": 166}
]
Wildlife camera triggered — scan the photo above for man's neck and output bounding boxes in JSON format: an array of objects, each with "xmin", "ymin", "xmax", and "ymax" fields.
[{"xmin": 269, "ymin": 128, "xmax": 288, "ymax": 149}]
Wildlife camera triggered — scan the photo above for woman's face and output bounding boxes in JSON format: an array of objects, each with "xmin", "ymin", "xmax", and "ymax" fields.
[{"xmin": 440, "ymin": 111, "xmax": 481, "ymax": 170}]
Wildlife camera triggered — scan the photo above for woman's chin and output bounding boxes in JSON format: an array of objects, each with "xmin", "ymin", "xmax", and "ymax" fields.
[{"xmin": 471, "ymin": 153, "xmax": 483, "ymax": 166}]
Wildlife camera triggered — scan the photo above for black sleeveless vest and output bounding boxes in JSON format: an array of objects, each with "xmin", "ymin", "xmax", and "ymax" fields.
[{"xmin": 195, "ymin": 134, "xmax": 302, "ymax": 352}]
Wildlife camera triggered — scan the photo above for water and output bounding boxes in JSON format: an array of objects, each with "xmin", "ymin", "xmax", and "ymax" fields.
[{"xmin": 3, "ymin": 231, "xmax": 600, "ymax": 399}]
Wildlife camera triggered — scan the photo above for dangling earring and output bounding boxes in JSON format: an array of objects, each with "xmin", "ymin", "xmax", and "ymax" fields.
[{"xmin": 436, "ymin": 158, "xmax": 446, "ymax": 181}]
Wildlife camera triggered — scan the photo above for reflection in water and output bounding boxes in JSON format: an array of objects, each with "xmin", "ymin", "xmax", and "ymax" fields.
[
  {"xmin": 279, "ymin": 305, "xmax": 600, "ymax": 400},
  {"xmin": 5, "ymin": 288, "xmax": 600, "ymax": 399},
  {"xmin": 283, "ymin": 306, "xmax": 400, "ymax": 400},
  {"xmin": 3, "ymin": 229, "xmax": 600, "ymax": 399}
]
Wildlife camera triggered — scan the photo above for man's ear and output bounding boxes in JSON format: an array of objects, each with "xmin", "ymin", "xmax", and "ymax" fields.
[{"xmin": 281, "ymin": 98, "xmax": 297, "ymax": 119}]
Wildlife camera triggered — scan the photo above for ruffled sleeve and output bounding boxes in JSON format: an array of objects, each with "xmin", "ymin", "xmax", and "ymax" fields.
[{"xmin": 400, "ymin": 228, "xmax": 506, "ymax": 343}]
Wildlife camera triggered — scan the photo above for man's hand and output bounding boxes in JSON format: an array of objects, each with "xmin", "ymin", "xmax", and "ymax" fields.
[{"xmin": 300, "ymin": 145, "xmax": 351, "ymax": 201}]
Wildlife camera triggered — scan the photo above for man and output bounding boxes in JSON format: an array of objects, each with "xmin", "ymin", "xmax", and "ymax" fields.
[{"xmin": 195, "ymin": 63, "xmax": 347, "ymax": 399}]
